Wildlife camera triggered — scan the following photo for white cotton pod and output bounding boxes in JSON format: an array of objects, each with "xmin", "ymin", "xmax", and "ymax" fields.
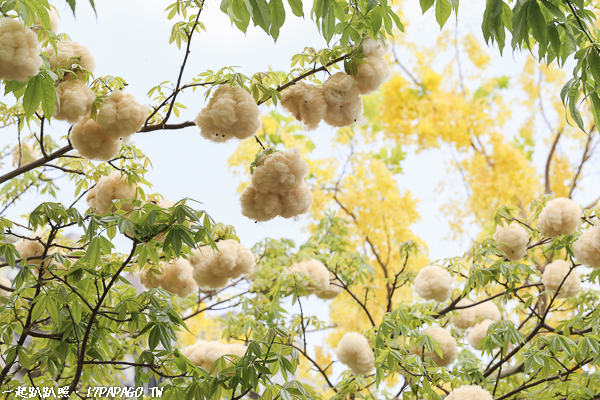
[
  {"xmin": 86, "ymin": 171, "xmax": 140, "ymax": 214},
  {"xmin": 53, "ymin": 80, "xmax": 95, "ymax": 123},
  {"xmin": 14, "ymin": 230, "xmax": 45, "ymax": 265},
  {"xmin": 410, "ymin": 326, "xmax": 458, "ymax": 367},
  {"xmin": 138, "ymin": 258, "xmax": 197, "ymax": 298},
  {"xmin": 334, "ymin": 332, "xmax": 375, "ymax": 375},
  {"xmin": 195, "ymin": 85, "xmax": 260, "ymax": 142},
  {"xmin": 493, "ymin": 222, "xmax": 529, "ymax": 261},
  {"xmin": 351, "ymin": 56, "xmax": 391, "ymax": 95},
  {"xmin": 573, "ymin": 226, "xmax": 600, "ymax": 269},
  {"xmin": 474, "ymin": 301, "xmax": 501, "ymax": 322},
  {"xmin": 538, "ymin": 198, "xmax": 580, "ymax": 237},
  {"xmin": 190, "ymin": 239, "xmax": 255, "ymax": 290},
  {"xmin": 11, "ymin": 142, "xmax": 38, "ymax": 167},
  {"xmin": 360, "ymin": 36, "xmax": 391, "ymax": 58},
  {"xmin": 182, "ymin": 340, "xmax": 246, "ymax": 373},
  {"xmin": 286, "ymin": 259, "xmax": 330, "ymax": 295},
  {"xmin": 44, "ymin": 41, "xmax": 95, "ymax": 71},
  {"xmin": 322, "ymin": 72, "xmax": 364, "ymax": 127},
  {"xmin": 280, "ymin": 81, "xmax": 327, "ymax": 130},
  {"xmin": 251, "ymin": 148, "xmax": 310, "ymax": 195},
  {"xmin": 96, "ymin": 90, "xmax": 147, "ymax": 140},
  {"xmin": 413, "ymin": 265, "xmax": 453, "ymax": 302},
  {"xmin": 0, "ymin": 18, "xmax": 43, "ymax": 82},
  {"xmin": 451, "ymin": 299, "xmax": 478, "ymax": 329},
  {"xmin": 0, "ymin": 275, "xmax": 11, "ymax": 296},
  {"xmin": 240, "ymin": 182, "xmax": 313, "ymax": 222},
  {"xmin": 445, "ymin": 385, "xmax": 493, "ymax": 400},
  {"xmin": 315, "ymin": 272, "xmax": 343, "ymax": 300},
  {"xmin": 542, "ymin": 260, "xmax": 580, "ymax": 299},
  {"xmin": 70, "ymin": 117, "xmax": 121, "ymax": 161},
  {"xmin": 468, "ymin": 320, "xmax": 495, "ymax": 350}
]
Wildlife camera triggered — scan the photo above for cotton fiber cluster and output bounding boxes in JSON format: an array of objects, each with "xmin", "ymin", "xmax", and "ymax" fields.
[
  {"xmin": 286, "ymin": 259, "xmax": 330, "ymax": 295},
  {"xmin": 70, "ymin": 117, "xmax": 121, "ymax": 161},
  {"xmin": 0, "ymin": 18, "xmax": 43, "ymax": 82},
  {"xmin": 315, "ymin": 272, "xmax": 343, "ymax": 299},
  {"xmin": 53, "ymin": 80, "xmax": 95, "ymax": 123},
  {"xmin": 86, "ymin": 171, "xmax": 141, "ymax": 214},
  {"xmin": 493, "ymin": 222, "xmax": 529, "ymax": 261},
  {"xmin": 183, "ymin": 340, "xmax": 246, "ymax": 372},
  {"xmin": 334, "ymin": 332, "xmax": 375, "ymax": 375},
  {"xmin": 445, "ymin": 385, "xmax": 493, "ymax": 400},
  {"xmin": 413, "ymin": 265, "xmax": 453, "ymax": 302},
  {"xmin": 468, "ymin": 320, "xmax": 494, "ymax": 349},
  {"xmin": 542, "ymin": 260, "xmax": 580, "ymax": 299},
  {"xmin": 195, "ymin": 85, "xmax": 260, "ymax": 143},
  {"xmin": 322, "ymin": 72, "xmax": 364, "ymax": 127},
  {"xmin": 452, "ymin": 300, "xmax": 501, "ymax": 329},
  {"xmin": 352, "ymin": 37, "xmax": 391, "ymax": 95},
  {"xmin": 280, "ymin": 82, "xmax": 327, "ymax": 131},
  {"xmin": 451, "ymin": 299, "xmax": 477, "ymax": 329},
  {"xmin": 538, "ymin": 198, "xmax": 580, "ymax": 237},
  {"xmin": 190, "ymin": 239, "xmax": 255, "ymax": 290},
  {"xmin": 45, "ymin": 41, "xmax": 95, "ymax": 72},
  {"xmin": 97, "ymin": 90, "xmax": 147, "ymax": 140},
  {"xmin": 138, "ymin": 258, "xmax": 197, "ymax": 298},
  {"xmin": 14, "ymin": 230, "xmax": 45, "ymax": 264},
  {"xmin": 12, "ymin": 142, "xmax": 38, "ymax": 167},
  {"xmin": 573, "ymin": 226, "xmax": 600, "ymax": 269},
  {"xmin": 240, "ymin": 148, "xmax": 312, "ymax": 221},
  {"xmin": 410, "ymin": 326, "xmax": 457, "ymax": 367},
  {"xmin": 0, "ymin": 275, "xmax": 11, "ymax": 296}
]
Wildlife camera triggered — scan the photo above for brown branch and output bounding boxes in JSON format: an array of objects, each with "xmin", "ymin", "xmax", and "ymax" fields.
[
  {"xmin": 0, "ymin": 144, "xmax": 73, "ymax": 185},
  {"xmin": 569, "ymin": 126, "xmax": 595, "ymax": 198},
  {"xmin": 544, "ymin": 129, "xmax": 563, "ymax": 195}
]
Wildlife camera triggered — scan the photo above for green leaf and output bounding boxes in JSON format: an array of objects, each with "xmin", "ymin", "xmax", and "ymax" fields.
[
  {"xmin": 39, "ymin": 74, "xmax": 56, "ymax": 118},
  {"xmin": 269, "ymin": 0, "xmax": 285, "ymax": 40},
  {"xmin": 435, "ymin": 0, "xmax": 452, "ymax": 28},
  {"xmin": 288, "ymin": 0, "xmax": 303, "ymax": 17},
  {"xmin": 231, "ymin": 0, "xmax": 251, "ymax": 32},
  {"xmin": 248, "ymin": 0, "xmax": 271, "ymax": 33},
  {"xmin": 370, "ymin": 6, "xmax": 383, "ymax": 35},
  {"xmin": 527, "ymin": 0, "xmax": 547, "ymax": 57},
  {"xmin": 419, "ymin": 0, "xmax": 434, "ymax": 13},
  {"xmin": 23, "ymin": 76, "xmax": 43, "ymax": 118}
]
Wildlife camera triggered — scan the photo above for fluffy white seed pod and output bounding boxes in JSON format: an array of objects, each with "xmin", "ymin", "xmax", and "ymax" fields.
[
  {"xmin": 451, "ymin": 299, "xmax": 478, "ymax": 329},
  {"xmin": 138, "ymin": 258, "xmax": 197, "ymax": 297},
  {"xmin": 322, "ymin": 72, "xmax": 364, "ymax": 127},
  {"xmin": 45, "ymin": 41, "xmax": 95, "ymax": 71},
  {"xmin": 352, "ymin": 56, "xmax": 391, "ymax": 95},
  {"xmin": 11, "ymin": 142, "xmax": 38, "ymax": 167},
  {"xmin": 240, "ymin": 182, "xmax": 313, "ymax": 221},
  {"xmin": 538, "ymin": 198, "xmax": 580, "ymax": 237},
  {"xmin": 280, "ymin": 81, "xmax": 327, "ymax": 130},
  {"xmin": 468, "ymin": 320, "xmax": 495, "ymax": 350},
  {"xmin": 190, "ymin": 239, "xmax": 255, "ymax": 290},
  {"xmin": 542, "ymin": 260, "xmax": 580, "ymax": 299},
  {"xmin": 86, "ymin": 171, "xmax": 140, "ymax": 214},
  {"xmin": 252, "ymin": 148, "xmax": 309, "ymax": 195},
  {"xmin": 413, "ymin": 265, "xmax": 453, "ymax": 302},
  {"xmin": 360, "ymin": 36, "xmax": 391, "ymax": 58},
  {"xmin": 474, "ymin": 301, "xmax": 501, "ymax": 322},
  {"xmin": 286, "ymin": 259, "xmax": 330, "ymax": 295},
  {"xmin": 334, "ymin": 332, "xmax": 375, "ymax": 375},
  {"xmin": 53, "ymin": 80, "xmax": 95, "ymax": 123},
  {"xmin": 70, "ymin": 117, "xmax": 121, "ymax": 161},
  {"xmin": 14, "ymin": 230, "xmax": 45, "ymax": 265},
  {"xmin": 573, "ymin": 226, "xmax": 600, "ymax": 269},
  {"xmin": 493, "ymin": 222, "xmax": 529, "ymax": 261},
  {"xmin": 0, "ymin": 275, "xmax": 11, "ymax": 296},
  {"xmin": 183, "ymin": 340, "xmax": 246, "ymax": 373},
  {"xmin": 410, "ymin": 326, "xmax": 458, "ymax": 367},
  {"xmin": 96, "ymin": 90, "xmax": 147, "ymax": 140},
  {"xmin": 195, "ymin": 85, "xmax": 260, "ymax": 142},
  {"xmin": 0, "ymin": 18, "xmax": 43, "ymax": 82},
  {"xmin": 315, "ymin": 272, "xmax": 344, "ymax": 300},
  {"xmin": 445, "ymin": 385, "xmax": 493, "ymax": 400}
]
